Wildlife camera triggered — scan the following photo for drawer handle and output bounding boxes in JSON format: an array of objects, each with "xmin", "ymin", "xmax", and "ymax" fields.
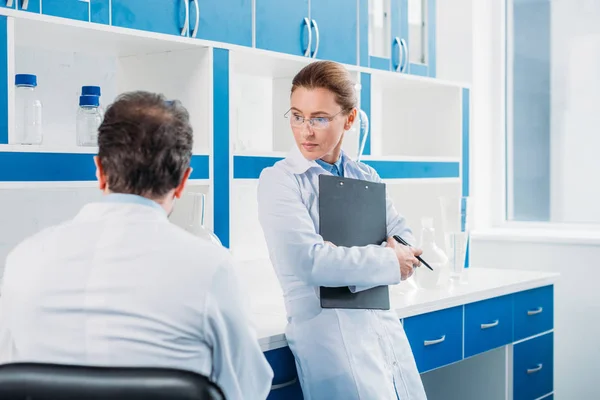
[
  {"xmin": 527, "ymin": 363, "xmax": 543, "ymax": 374},
  {"xmin": 271, "ymin": 377, "xmax": 298, "ymax": 390},
  {"xmin": 424, "ymin": 335, "xmax": 446, "ymax": 346},
  {"xmin": 481, "ymin": 320, "xmax": 499, "ymax": 329},
  {"xmin": 6, "ymin": 0, "xmax": 14, "ymax": 7},
  {"xmin": 527, "ymin": 307, "xmax": 543, "ymax": 316}
]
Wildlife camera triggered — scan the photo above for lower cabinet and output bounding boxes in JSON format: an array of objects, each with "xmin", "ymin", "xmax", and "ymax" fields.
[
  {"xmin": 513, "ymin": 332, "xmax": 554, "ymax": 400},
  {"xmin": 264, "ymin": 346, "xmax": 303, "ymax": 399},
  {"xmin": 403, "ymin": 306, "xmax": 463, "ymax": 373}
]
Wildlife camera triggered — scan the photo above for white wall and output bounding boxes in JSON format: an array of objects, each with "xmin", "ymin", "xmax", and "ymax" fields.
[
  {"xmin": 471, "ymin": 235, "xmax": 600, "ymax": 399},
  {"xmin": 436, "ymin": 0, "xmax": 473, "ymax": 84},
  {"xmin": 550, "ymin": 0, "xmax": 600, "ymax": 224}
]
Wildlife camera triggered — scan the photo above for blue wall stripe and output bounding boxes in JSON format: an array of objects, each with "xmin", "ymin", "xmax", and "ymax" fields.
[
  {"xmin": 233, "ymin": 155, "xmax": 459, "ymax": 180},
  {"xmin": 0, "ymin": 152, "xmax": 209, "ymax": 181},
  {"xmin": 233, "ymin": 155, "xmax": 283, "ymax": 179},
  {"xmin": 213, "ymin": 48, "xmax": 230, "ymax": 248},
  {"xmin": 462, "ymin": 88, "xmax": 470, "ymax": 197},
  {"xmin": 360, "ymin": 72, "xmax": 371, "ymax": 156},
  {"xmin": 0, "ymin": 16, "xmax": 7, "ymax": 145},
  {"xmin": 362, "ymin": 160, "xmax": 459, "ymax": 179}
]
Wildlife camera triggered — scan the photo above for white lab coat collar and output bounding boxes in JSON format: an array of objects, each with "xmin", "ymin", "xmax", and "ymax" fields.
[
  {"xmin": 281, "ymin": 144, "xmax": 354, "ymax": 175},
  {"xmin": 73, "ymin": 201, "xmax": 168, "ymax": 223}
]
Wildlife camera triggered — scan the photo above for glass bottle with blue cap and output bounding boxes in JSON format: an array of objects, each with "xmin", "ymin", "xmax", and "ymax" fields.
[
  {"xmin": 14, "ymin": 73, "xmax": 42, "ymax": 145},
  {"xmin": 81, "ymin": 86, "xmax": 104, "ymax": 118},
  {"xmin": 76, "ymin": 95, "xmax": 102, "ymax": 147}
]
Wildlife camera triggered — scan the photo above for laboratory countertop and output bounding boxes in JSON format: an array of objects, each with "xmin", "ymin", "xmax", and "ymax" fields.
[{"xmin": 234, "ymin": 260, "xmax": 560, "ymax": 351}]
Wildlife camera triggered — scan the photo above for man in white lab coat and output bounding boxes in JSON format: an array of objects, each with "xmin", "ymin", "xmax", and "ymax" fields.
[{"xmin": 0, "ymin": 91, "xmax": 273, "ymax": 400}]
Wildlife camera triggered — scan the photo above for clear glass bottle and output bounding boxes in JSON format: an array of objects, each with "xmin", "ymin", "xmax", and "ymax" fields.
[
  {"xmin": 76, "ymin": 95, "xmax": 102, "ymax": 147},
  {"xmin": 81, "ymin": 86, "xmax": 104, "ymax": 119},
  {"xmin": 14, "ymin": 74, "xmax": 43, "ymax": 145},
  {"xmin": 414, "ymin": 217, "xmax": 448, "ymax": 289}
]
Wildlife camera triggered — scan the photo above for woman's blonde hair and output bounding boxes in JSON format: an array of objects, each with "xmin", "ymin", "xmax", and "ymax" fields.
[{"xmin": 291, "ymin": 60, "xmax": 357, "ymax": 113}]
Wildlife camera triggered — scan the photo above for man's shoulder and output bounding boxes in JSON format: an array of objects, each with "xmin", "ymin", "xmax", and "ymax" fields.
[{"xmin": 7, "ymin": 222, "xmax": 66, "ymax": 263}]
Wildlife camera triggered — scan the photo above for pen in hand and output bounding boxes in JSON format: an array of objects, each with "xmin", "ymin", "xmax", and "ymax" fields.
[{"xmin": 392, "ymin": 235, "xmax": 434, "ymax": 271}]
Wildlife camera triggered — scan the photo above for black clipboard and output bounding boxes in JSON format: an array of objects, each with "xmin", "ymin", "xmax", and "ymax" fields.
[{"xmin": 318, "ymin": 174, "xmax": 391, "ymax": 310}]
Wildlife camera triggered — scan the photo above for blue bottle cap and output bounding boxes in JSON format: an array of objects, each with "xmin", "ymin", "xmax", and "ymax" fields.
[
  {"xmin": 82, "ymin": 86, "xmax": 101, "ymax": 96},
  {"xmin": 15, "ymin": 74, "xmax": 37, "ymax": 87},
  {"xmin": 80, "ymin": 95, "xmax": 100, "ymax": 107}
]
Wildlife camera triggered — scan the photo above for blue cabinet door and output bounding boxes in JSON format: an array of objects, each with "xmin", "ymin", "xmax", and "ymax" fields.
[
  {"xmin": 0, "ymin": 0, "xmax": 15, "ymax": 9},
  {"xmin": 310, "ymin": 0, "xmax": 358, "ymax": 65},
  {"xmin": 513, "ymin": 332, "xmax": 553, "ymax": 400},
  {"xmin": 91, "ymin": 0, "xmax": 109, "ymax": 25},
  {"xmin": 194, "ymin": 0, "xmax": 251, "ymax": 46},
  {"xmin": 359, "ymin": 0, "xmax": 403, "ymax": 71},
  {"xmin": 18, "ymin": 0, "xmax": 40, "ymax": 13},
  {"xmin": 399, "ymin": 0, "xmax": 436, "ymax": 77},
  {"xmin": 42, "ymin": 0, "xmax": 89, "ymax": 21},
  {"xmin": 112, "ymin": 0, "xmax": 188, "ymax": 36},
  {"xmin": 403, "ymin": 306, "xmax": 463, "ymax": 373},
  {"xmin": 464, "ymin": 295, "xmax": 513, "ymax": 358},
  {"xmin": 256, "ymin": 0, "xmax": 310, "ymax": 57}
]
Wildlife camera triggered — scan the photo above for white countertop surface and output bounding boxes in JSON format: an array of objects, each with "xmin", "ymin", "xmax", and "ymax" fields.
[{"xmin": 235, "ymin": 260, "xmax": 560, "ymax": 351}]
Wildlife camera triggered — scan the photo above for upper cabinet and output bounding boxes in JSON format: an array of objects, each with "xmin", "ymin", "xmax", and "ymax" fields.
[
  {"xmin": 255, "ymin": 0, "xmax": 310, "ymax": 57},
  {"xmin": 195, "ymin": 0, "xmax": 252, "ymax": 47},
  {"xmin": 361, "ymin": 0, "xmax": 436, "ymax": 77},
  {"xmin": 405, "ymin": 0, "xmax": 436, "ymax": 77},
  {"xmin": 256, "ymin": 0, "xmax": 357, "ymax": 65},
  {"xmin": 112, "ymin": 0, "xmax": 251, "ymax": 46},
  {"xmin": 112, "ymin": 0, "xmax": 189, "ymax": 37},
  {"xmin": 362, "ymin": 0, "xmax": 405, "ymax": 72},
  {"xmin": 310, "ymin": 0, "xmax": 358, "ymax": 65},
  {"xmin": 1, "ymin": 0, "xmax": 39, "ymax": 13},
  {"xmin": 42, "ymin": 0, "xmax": 89, "ymax": 21}
]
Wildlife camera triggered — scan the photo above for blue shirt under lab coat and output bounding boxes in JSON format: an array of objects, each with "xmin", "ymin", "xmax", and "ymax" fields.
[
  {"xmin": 257, "ymin": 146, "xmax": 427, "ymax": 399},
  {"xmin": 0, "ymin": 193, "xmax": 273, "ymax": 400}
]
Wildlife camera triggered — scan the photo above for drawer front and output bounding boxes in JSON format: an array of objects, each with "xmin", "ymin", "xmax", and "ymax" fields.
[
  {"xmin": 403, "ymin": 306, "xmax": 463, "ymax": 373},
  {"xmin": 264, "ymin": 346, "xmax": 299, "ymax": 387},
  {"xmin": 267, "ymin": 379, "xmax": 304, "ymax": 400},
  {"xmin": 513, "ymin": 332, "xmax": 553, "ymax": 400},
  {"xmin": 514, "ymin": 285, "xmax": 554, "ymax": 341},
  {"xmin": 464, "ymin": 294, "xmax": 514, "ymax": 358}
]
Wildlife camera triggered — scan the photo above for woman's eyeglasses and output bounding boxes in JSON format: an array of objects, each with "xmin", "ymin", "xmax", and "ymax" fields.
[{"xmin": 284, "ymin": 109, "xmax": 345, "ymax": 130}]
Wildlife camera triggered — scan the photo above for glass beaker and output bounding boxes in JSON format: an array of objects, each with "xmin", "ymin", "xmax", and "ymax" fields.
[
  {"xmin": 439, "ymin": 196, "xmax": 472, "ymax": 280},
  {"xmin": 185, "ymin": 192, "xmax": 222, "ymax": 246}
]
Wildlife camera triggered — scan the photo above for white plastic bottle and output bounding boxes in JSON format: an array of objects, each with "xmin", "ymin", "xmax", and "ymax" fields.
[
  {"xmin": 414, "ymin": 217, "xmax": 449, "ymax": 289},
  {"xmin": 14, "ymin": 74, "xmax": 43, "ymax": 145},
  {"xmin": 76, "ymin": 95, "xmax": 102, "ymax": 146}
]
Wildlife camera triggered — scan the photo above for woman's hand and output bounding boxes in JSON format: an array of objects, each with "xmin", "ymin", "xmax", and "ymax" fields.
[{"xmin": 386, "ymin": 237, "xmax": 421, "ymax": 280}]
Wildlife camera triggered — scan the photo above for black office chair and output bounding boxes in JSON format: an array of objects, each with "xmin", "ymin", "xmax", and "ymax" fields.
[{"xmin": 0, "ymin": 363, "xmax": 225, "ymax": 400}]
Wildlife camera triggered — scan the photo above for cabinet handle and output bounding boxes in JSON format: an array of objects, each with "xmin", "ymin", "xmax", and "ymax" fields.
[
  {"xmin": 271, "ymin": 377, "xmax": 298, "ymax": 390},
  {"xmin": 180, "ymin": 0, "xmax": 189, "ymax": 37},
  {"xmin": 481, "ymin": 320, "xmax": 499, "ymax": 329},
  {"xmin": 393, "ymin": 37, "xmax": 402, "ymax": 72},
  {"xmin": 527, "ymin": 363, "xmax": 543, "ymax": 374},
  {"xmin": 311, "ymin": 19, "xmax": 320, "ymax": 59},
  {"xmin": 399, "ymin": 38, "xmax": 408, "ymax": 73},
  {"xmin": 20, "ymin": 0, "xmax": 28, "ymax": 10},
  {"xmin": 424, "ymin": 335, "xmax": 446, "ymax": 346},
  {"xmin": 303, "ymin": 17, "xmax": 312, "ymax": 57},
  {"xmin": 527, "ymin": 307, "xmax": 543, "ymax": 316},
  {"xmin": 190, "ymin": 0, "xmax": 199, "ymax": 38},
  {"xmin": 6, "ymin": 0, "xmax": 13, "ymax": 8}
]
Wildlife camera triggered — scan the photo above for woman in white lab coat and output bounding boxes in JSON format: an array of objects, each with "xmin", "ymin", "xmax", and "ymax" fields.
[{"xmin": 257, "ymin": 61, "xmax": 428, "ymax": 399}]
